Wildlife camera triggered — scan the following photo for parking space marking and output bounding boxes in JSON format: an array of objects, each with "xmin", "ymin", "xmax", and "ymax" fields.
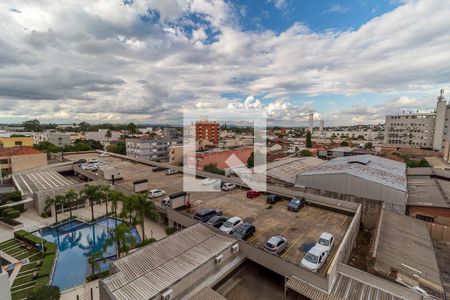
[
  {"xmin": 281, "ymin": 232, "xmax": 305, "ymax": 258},
  {"xmin": 279, "ymin": 227, "xmax": 290, "ymax": 236},
  {"xmin": 248, "ymin": 222, "xmax": 278, "ymax": 243},
  {"xmin": 340, "ymin": 216, "xmax": 348, "ymax": 227}
]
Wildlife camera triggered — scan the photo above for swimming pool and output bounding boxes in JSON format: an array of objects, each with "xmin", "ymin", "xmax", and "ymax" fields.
[{"xmin": 34, "ymin": 217, "xmax": 141, "ymax": 290}]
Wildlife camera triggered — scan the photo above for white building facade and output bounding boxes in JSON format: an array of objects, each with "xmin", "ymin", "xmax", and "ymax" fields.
[{"xmin": 384, "ymin": 89, "xmax": 448, "ymax": 151}]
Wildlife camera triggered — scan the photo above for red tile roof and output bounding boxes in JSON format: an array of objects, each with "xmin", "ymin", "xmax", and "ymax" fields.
[{"xmin": 0, "ymin": 147, "xmax": 44, "ymax": 157}]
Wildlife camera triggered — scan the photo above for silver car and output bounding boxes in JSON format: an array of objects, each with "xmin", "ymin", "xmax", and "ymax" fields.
[{"xmin": 264, "ymin": 236, "xmax": 288, "ymax": 255}]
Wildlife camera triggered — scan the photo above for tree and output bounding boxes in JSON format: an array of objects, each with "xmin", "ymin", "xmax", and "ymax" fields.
[
  {"xmin": 100, "ymin": 184, "xmax": 111, "ymax": 215},
  {"xmin": 107, "ymin": 141, "xmax": 126, "ymax": 155},
  {"xmin": 340, "ymin": 140, "xmax": 349, "ymax": 147},
  {"xmin": 129, "ymin": 193, "xmax": 150, "ymax": 241},
  {"xmin": 80, "ymin": 185, "xmax": 102, "ymax": 221},
  {"xmin": 22, "ymin": 119, "xmax": 42, "ymax": 132},
  {"xmin": 45, "ymin": 195, "xmax": 65, "ymax": 224},
  {"xmin": 88, "ymin": 250, "xmax": 103, "ymax": 276},
  {"xmin": 364, "ymin": 142, "xmax": 373, "ymax": 149},
  {"xmin": 28, "ymin": 285, "xmax": 60, "ymax": 300},
  {"xmin": 108, "ymin": 190, "xmax": 125, "ymax": 225},
  {"xmin": 79, "ymin": 121, "xmax": 90, "ymax": 134},
  {"xmin": 306, "ymin": 131, "xmax": 312, "ymax": 148},
  {"xmin": 64, "ymin": 190, "xmax": 78, "ymax": 219},
  {"xmin": 300, "ymin": 149, "xmax": 312, "ymax": 157},
  {"xmin": 127, "ymin": 122, "xmax": 138, "ymax": 135},
  {"xmin": 104, "ymin": 223, "xmax": 136, "ymax": 258},
  {"xmin": 247, "ymin": 152, "xmax": 254, "ymax": 168},
  {"xmin": 203, "ymin": 163, "xmax": 225, "ymax": 175},
  {"xmin": 105, "ymin": 130, "xmax": 112, "ymax": 140}
]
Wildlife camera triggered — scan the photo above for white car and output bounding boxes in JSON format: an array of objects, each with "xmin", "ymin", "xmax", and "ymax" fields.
[
  {"xmin": 315, "ymin": 232, "xmax": 334, "ymax": 253},
  {"xmin": 148, "ymin": 189, "xmax": 167, "ymax": 199},
  {"xmin": 300, "ymin": 246, "xmax": 329, "ymax": 272},
  {"xmin": 99, "ymin": 152, "xmax": 110, "ymax": 157},
  {"xmin": 219, "ymin": 217, "xmax": 243, "ymax": 234},
  {"xmin": 222, "ymin": 183, "xmax": 236, "ymax": 191},
  {"xmin": 201, "ymin": 178, "xmax": 217, "ymax": 185},
  {"xmin": 88, "ymin": 158, "xmax": 99, "ymax": 164}
]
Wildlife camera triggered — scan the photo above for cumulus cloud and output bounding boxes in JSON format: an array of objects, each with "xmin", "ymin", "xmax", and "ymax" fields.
[{"xmin": 0, "ymin": 0, "xmax": 449, "ymax": 124}]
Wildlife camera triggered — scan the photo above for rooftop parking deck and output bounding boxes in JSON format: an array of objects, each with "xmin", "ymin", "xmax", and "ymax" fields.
[{"xmin": 64, "ymin": 152, "xmax": 354, "ymax": 277}]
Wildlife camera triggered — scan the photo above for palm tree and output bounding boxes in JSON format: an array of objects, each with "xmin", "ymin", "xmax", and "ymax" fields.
[
  {"xmin": 119, "ymin": 195, "xmax": 135, "ymax": 225},
  {"xmin": 108, "ymin": 190, "xmax": 124, "ymax": 226},
  {"xmin": 64, "ymin": 190, "xmax": 78, "ymax": 219},
  {"xmin": 80, "ymin": 185, "xmax": 102, "ymax": 221},
  {"xmin": 129, "ymin": 194, "xmax": 149, "ymax": 240},
  {"xmin": 45, "ymin": 195, "xmax": 65, "ymax": 224},
  {"xmin": 100, "ymin": 185, "xmax": 111, "ymax": 215},
  {"xmin": 104, "ymin": 223, "xmax": 136, "ymax": 258}
]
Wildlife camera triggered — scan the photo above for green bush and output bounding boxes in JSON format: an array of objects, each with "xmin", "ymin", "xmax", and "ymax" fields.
[
  {"xmin": 29, "ymin": 284, "xmax": 60, "ymax": 300},
  {"xmin": 14, "ymin": 230, "xmax": 56, "ymax": 254},
  {"xmin": 40, "ymin": 212, "xmax": 50, "ymax": 218},
  {"xmin": 165, "ymin": 227, "xmax": 177, "ymax": 235},
  {"xmin": 203, "ymin": 163, "xmax": 225, "ymax": 175},
  {"xmin": 86, "ymin": 270, "xmax": 110, "ymax": 282},
  {"xmin": 137, "ymin": 238, "xmax": 156, "ymax": 248},
  {"xmin": 0, "ymin": 207, "xmax": 14, "ymax": 217},
  {"xmin": 5, "ymin": 209, "xmax": 20, "ymax": 219},
  {"xmin": 37, "ymin": 254, "xmax": 55, "ymax": 278},
  {"xmin": 300, "ymin": 149, "xmax": 312, "ymax": 157},
  {"xmin": 6, "ymin": 191, "xmax": 22, "ymax": 202}
]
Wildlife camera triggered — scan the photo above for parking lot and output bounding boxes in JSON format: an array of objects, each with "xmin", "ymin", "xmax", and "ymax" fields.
[{"xmin": 65, "ymin": 152, "xmax": 353, "ymax": 276}]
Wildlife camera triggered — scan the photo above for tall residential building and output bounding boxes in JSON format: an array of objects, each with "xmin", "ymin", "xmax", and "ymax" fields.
[
  {"xmin": 126, "ymin": 137, "xmax": 182, "ymax": 161},
  {"xmin": 308, "ymin": 113, "xmax": 314, "ymax": 133},
  {"xmin": 195, "ymin": 118, "xmax": 219, "ymax": 144},
  {"xmin": 384, "ymin": 89, "xmax": 448, "ymax": 151}
]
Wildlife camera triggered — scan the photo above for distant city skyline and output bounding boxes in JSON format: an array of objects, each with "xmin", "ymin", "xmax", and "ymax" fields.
[{"xmin": 0, "ymin": 1, "xmax": 449, "ymax": 126}]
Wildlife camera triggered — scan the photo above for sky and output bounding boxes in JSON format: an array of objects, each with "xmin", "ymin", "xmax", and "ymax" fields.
[{"xmin": 0, "ymin": 0, "xmax": 449, "ymax": 126}]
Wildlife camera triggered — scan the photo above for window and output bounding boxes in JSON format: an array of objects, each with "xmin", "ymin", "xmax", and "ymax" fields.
[
  {"xmin": 15, "ymin": 141, "xmax": 23, "ymax": 146},
  {"xmin": 416, "ymin": 215, "xmax": 434, "ymax": 223}
]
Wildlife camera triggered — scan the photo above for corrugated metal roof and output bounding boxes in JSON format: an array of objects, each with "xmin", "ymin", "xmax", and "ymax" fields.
[
  {"xmin": 374, "ymin": 209, "xmax": 444, "ymax": 298},
  {"xmin": 297, "ymin": 155, "xmax": 407, "ymax": 192},
  {"xmin": 189, "ymin": 287, "xmax": 226, "ymax": 300},
  {"xmin": 407, "ymin": 178, "xmax": 450, "ymax": 208},
  {"xmin": 13, "ymin": 170, "xmax": 75, "ymax": 194},
  {"xmin": 286, "ymin": 273, "xmax": 406, "ymax": 300},
  {"xmin": 102, "ymin": 223, "xmax": 236, "ymax": 300}
]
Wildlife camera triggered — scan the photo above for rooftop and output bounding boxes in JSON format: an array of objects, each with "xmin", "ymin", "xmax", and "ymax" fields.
[
  {"xmin": 0, "ymin": 147, "xmax": 43, "ymax": 157},
  {"xmin": 298, "ymin": 155, "xmax": 407, "ymax": 192},
  {"xmin": 373, "ymin": 209, "xmax": 444, "ymax": 298},
  {"xmin": 101, "ymin": 223, "xmax": 236, "ymax": 300},
  {"xmin": 13, "ymin": 170, "xmax": 76, "ymax": 194},
  {"xmin": 407, "ymin": 178, "xmax": 450, "ymax": 208},
  {"xmin": 266, "ymin": 157, "xmax": 324, "ymax": 184}
]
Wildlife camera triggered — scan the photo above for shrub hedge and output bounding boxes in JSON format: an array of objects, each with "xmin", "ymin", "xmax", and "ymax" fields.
[
  {"xmin": 86, "ymin": 270, "xmax": 109, "ymax": 282},
  {"xmin": 37, "ymin": 254, "xmax": 55, "ymax": 278},
  {"xmin": 14, "ymin": 230, "xmax": 56, "ymax": 254},
  {"xmin": 5, "ymin": 209, "xmax": 20, "ymax": 219}
]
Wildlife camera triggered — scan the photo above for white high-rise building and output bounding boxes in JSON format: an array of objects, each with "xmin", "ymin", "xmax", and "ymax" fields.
[
  {"xmin": 384, "ymin": 89, "xmax": 448, "ymax": 151},
  {"xmin": 308, "ymin": 113, "xmax": 314, "ymax": 133}
]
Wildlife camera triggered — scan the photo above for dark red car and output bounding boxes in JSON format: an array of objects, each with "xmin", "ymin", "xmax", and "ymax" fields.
[{"xmin": 246, "ymin": 190, "xmax": 260, "ymax": 198}]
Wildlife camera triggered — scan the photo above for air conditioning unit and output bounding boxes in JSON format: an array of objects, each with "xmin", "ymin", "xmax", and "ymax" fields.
[
  {"xmin": 215, "ymin": 254, "xmax": 224, "ymax": 265},
  {"xmin": 231, "ymin": 244, "xmax": 239, "ymax": 254},
  {"xmin": 161, "ymin": 289, "xmax": 173, "ymax": 300}
]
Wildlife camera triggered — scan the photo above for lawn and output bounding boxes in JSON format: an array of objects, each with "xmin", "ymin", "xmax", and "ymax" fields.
[{"xmin": 0, "ymin": 238, "xmax": 52, "ymax": 300}]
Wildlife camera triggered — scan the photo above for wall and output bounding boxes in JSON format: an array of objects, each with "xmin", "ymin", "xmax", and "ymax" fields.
[
  {"xmin": 424, "ymin": 222, "xmax": 450, "ymax": 242},
  {"xmin": 0, "ymin": 268, "xmax": 11, "ymax": 300},
  {"xmin": 10, "ymin": 153, "xmax": 47, "ymax": 173},
  {"xmin": 0, "ymin": 137, "xmax": 33, "ymax": 148},
  {"xmin": 407, "ymin": 206, "xmax": 450, "ymax": 226}
]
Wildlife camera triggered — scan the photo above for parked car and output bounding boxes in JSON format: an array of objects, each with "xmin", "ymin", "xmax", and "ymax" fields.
[
  {"xmin": 300, "ymin": 246, "xmax": 329, "ymax": 272},
  {"xmin": 201, "ymin": 178, "xmax": 217, "ymax": 185},
  {"xmin": 222, "ymin": 183, "xmax": 236, "ymax": 191},
  {"xmin": 74, "ymin": 159, "xmax": 87, "ymax": 164},
  {"xmin": 206, "ymin": 215, "xmax": 228, "ymax": 228},
  {"xmin": 160, "ymin": 197, "xmax": 170, "ymax": 207},
  {"xmin": 315, "ymin": 232, "xmax": 334, "ymax": 253},
  {"xmin": 166, "ymin": 169, "xmax": 177, "ymax": 175},
  {"xmin": 99, "ymin": 152, "xmax": 110, "ymax": 157},
  {"xmin": 194, "ymin": 208, "xmax": 223, "ymax": 222},
  {"xmin": 246, "ymin": 190, "xmax": 260, "ymax": 198},
  {"xmin": 266, "ymin": 194, "xmax": 281, "ymax": 204},
  {"xmin": 264, "ymin": 236, "xmax": 288, "ymax": 255},
  {"xmin": 88, "ymin": 158, "xmax": 99, "ymax": 164},
  {"xmin": 152, "ymin": 166, "xmax": 166, "ymax": 172},
  {"xmin": 148, "ymin": 189, "xmax": 167, "ymax": 199},
  {"xmin": 287, "ymin": 197, "xmax": 305, "ymax": 212},
  {"xmin": 232, "ymin": 223, "xmax": 255, "ymax": 240},
  {"xmin": 219, "ymin": 217, "xmax": 243, "ymax": 234}
]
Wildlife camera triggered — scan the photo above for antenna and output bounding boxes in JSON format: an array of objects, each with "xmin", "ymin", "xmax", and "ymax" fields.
[{"xmin": 437, "ymin": 89, "xmax": 445, "ymax": 102}]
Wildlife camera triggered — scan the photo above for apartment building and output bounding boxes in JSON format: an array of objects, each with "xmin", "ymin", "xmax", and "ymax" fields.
[
  {"xmin": 384, "ymin": 89, "xmax": 448, "ymax": 151},
  {"xmin": 316, "ymin": 130, "xmax": 382, "ymax": 141},
  {"xmin": 126, "ymin": 137, "xmax": 182, "ymax": 161},
  {"xmin": 195, "ymin": 118, "xmax": 219, "ymax": 144},
  {"xmin": 32, "ymin": 131, "xmax": 72, "ymax": 146}
]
